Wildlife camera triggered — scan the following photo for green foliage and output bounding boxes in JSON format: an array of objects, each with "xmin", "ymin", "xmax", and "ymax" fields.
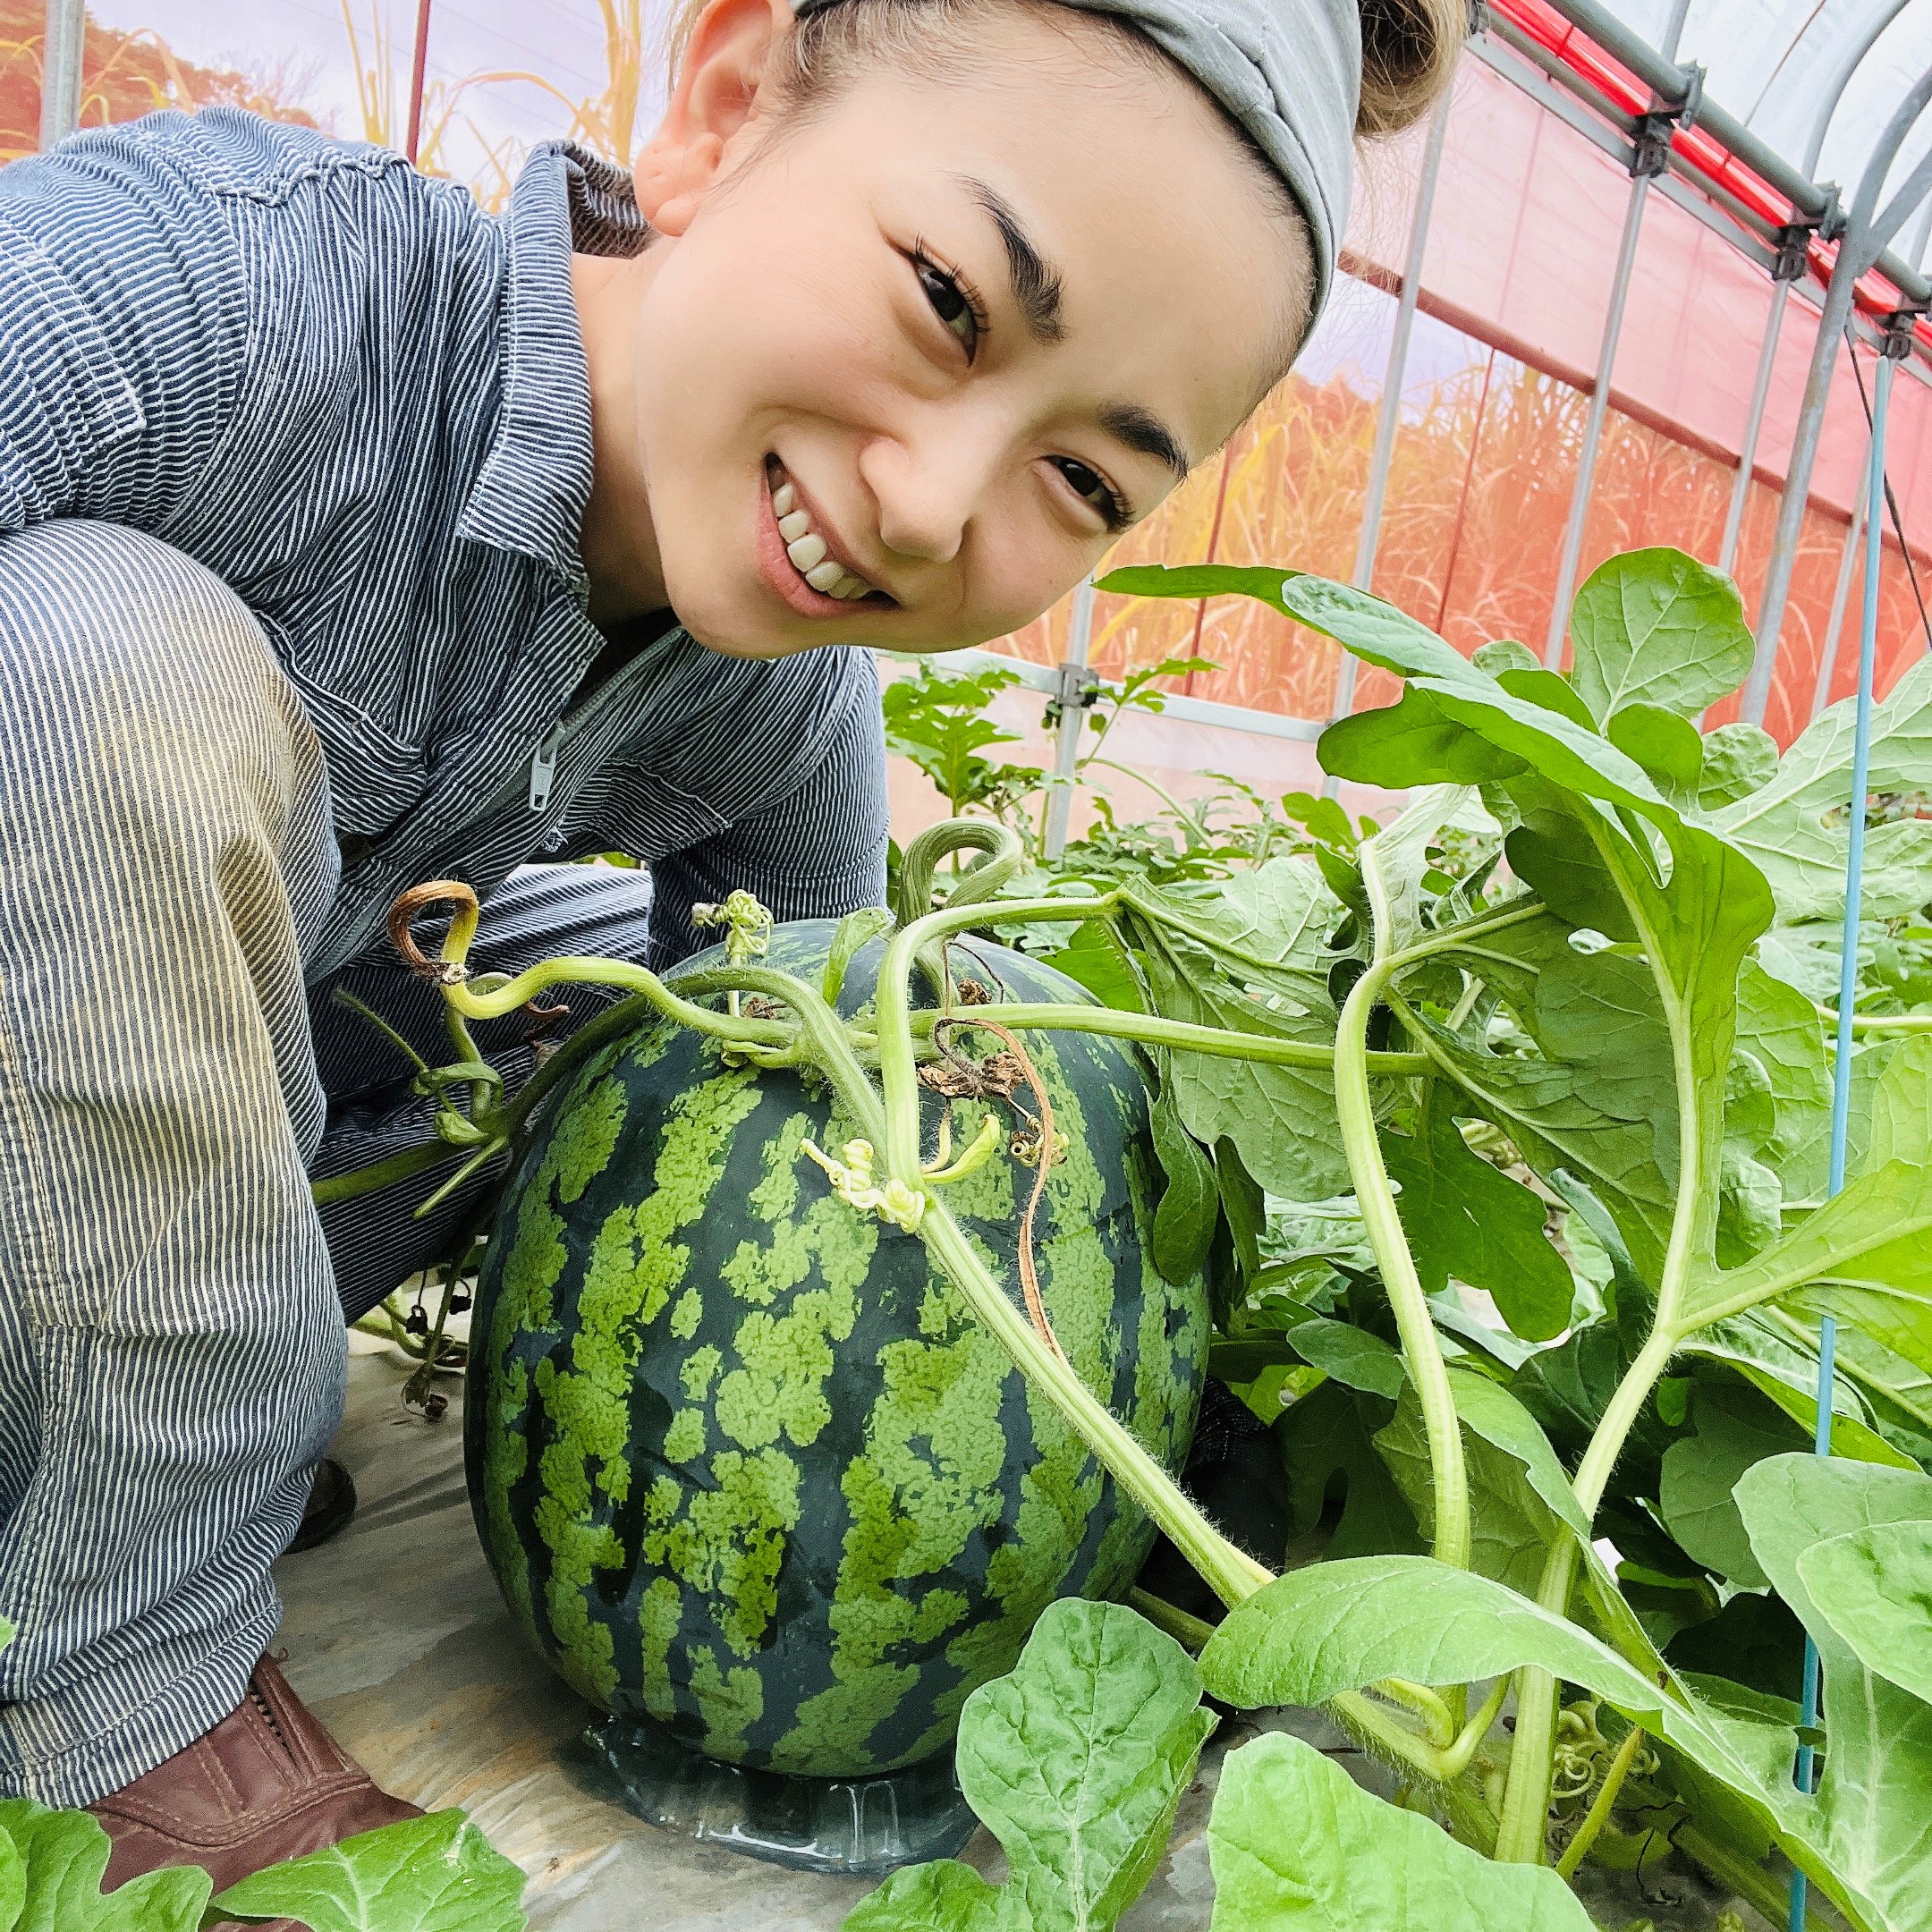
[
  {"xmin": 0, "ymin": 1802, "xmax": 210, "ymax": 1932},
  {"xmin": 1735, "ymin": 1457, "xmax": 1932, "ymax": 1932},
  {"xmin": 881, "ymin": 662, "xmax": 1044, "ymax": 823},
  {"xmin": 843, "ymin": 1600, "xmax": 1216, "ymax": 1932},
  {"xmin": 215, "ymin": 1810, "xmax": 529, "ymax": 1932},
  {"xmin": 1206, "ymin": 1732, "xmax": 1594, "ymax": 1931},
  {"xmin": 1382, "ymin": 1094, "xmax": 1572, "ymax": 1340},
  {"xmin": 0, "ymin": 1800, "xmax": 526, "ymax": 1932},
  {"xmin": 1565, "ymin": 547, "xmax": 1756, "ymax": 724}
]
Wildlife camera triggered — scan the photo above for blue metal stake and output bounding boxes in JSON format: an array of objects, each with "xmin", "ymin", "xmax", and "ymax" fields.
[{"xmin": 1788, "ymin": 338, "xmax": 1894, "ymax": 1932}]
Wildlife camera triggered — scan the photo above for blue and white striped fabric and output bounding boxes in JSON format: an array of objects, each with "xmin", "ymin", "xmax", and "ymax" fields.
[
  {"xmin": 0, "ymin": 107, "xmax": 888, "ymax": 978},
  {"xmin": 0, "ymin": 110, "xmax": 887, "ymax": 1807}
]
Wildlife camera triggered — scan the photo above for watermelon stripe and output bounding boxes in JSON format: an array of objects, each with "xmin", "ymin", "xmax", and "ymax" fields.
[{"xmin": 466, "ymin": 922, "xmax": 1208, "ymax": 1777}]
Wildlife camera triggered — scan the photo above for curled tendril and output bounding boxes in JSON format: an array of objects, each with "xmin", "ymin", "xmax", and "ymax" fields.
[
  {"xmin": 801, "ymin": 1136, "xmax": 927, "ymax": 1233},
  {"xmin": 693, "ymin": 890, "xmax": 776, "ymax": 965}
]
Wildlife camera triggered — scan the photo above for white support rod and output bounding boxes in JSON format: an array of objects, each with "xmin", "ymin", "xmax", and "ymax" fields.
[
  {"xmin": 38, "ymin": 0, "xmax": 85, "ymax": 149},
  {"xmin": 1544, "ymin": 174, "xmax": 1651, "ymax": 666},
  {"xmin": 938, "ymin": 645, "xmax": 1325, "ymax": 743},
  {"xmin": 1812, "ymin": 469, "xmax": 1870, "ymax": 724},
  {"xmin": 1348, "ymin": 99, "xmax": 1452, "ymax": 603},
  {"xmin": 1719, "ymin": 281, "xmax": 1788, "ymax": 580},
  {"xmin": 1321, "ymin": 92, "xmax": 1452, "ymax": 797},
  {"xmin": 1745, "ymin": 65, "xmax": 1932, "ymax": 722},
  {"xmin": 1040, "ymin": 578, "xmax": 1097, "ymax": 860}
]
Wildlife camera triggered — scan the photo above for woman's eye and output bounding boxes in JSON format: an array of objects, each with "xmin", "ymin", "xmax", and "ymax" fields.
[
  {"xmin": 1052, "ymin": 457, "xmax": 1124, "ymax": 524},
  {"xmin": 915, "ymin": 258, "xmax": 979, "ymax": 355}
]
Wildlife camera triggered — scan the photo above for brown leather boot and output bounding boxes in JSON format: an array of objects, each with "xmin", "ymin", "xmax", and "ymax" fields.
[{"xmin": 89, "ymin": 1654, "xmax": 419, "ymax": 1899}]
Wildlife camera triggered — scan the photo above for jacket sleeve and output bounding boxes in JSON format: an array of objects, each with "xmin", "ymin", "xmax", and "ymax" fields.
[
  {"xmin": 644, "ymin": 656, "xmax": 891, "ymax": 971},
  {"xmin": 0, "ymin": 115, "xmax": 250, "ymax": 534}
]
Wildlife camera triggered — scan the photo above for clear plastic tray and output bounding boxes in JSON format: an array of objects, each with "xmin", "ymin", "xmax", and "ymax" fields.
[{"xmin": 575, "ymin": 1713, "xmax": 979, "ymax": 1877}]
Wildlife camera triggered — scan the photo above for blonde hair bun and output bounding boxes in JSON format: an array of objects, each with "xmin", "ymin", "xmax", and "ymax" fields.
[{"xmin": 1356, "ymin": 0, "xmax": 1467, "ymax": 137}]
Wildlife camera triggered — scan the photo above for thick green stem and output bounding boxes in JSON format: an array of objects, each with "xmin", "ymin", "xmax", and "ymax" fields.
[
  {"xmin": 312, "ymin": 1140, "xmax": 470, "ymax": 1208},
  {"xmin": 1820, "ymin": 1006, "xmax": 1932, "ymax": 1033},
  {"xmin": 1335, "ymin": 957, "xmax": 1469, "ymax": 1571},
  {"xmin": 1125, "ymin": 1588, "xmax": 1217, "ymax": 1654},
  {"xmin": 1572, "ymin": 1326, "xmax": 1680, "ymax": 1520},
  {"xmin": 911, "ymin": 1003, "xmax": 1430, "ymax": 1076},
  {"xmin": 918, "ymin": 1201, "xmax": 1268, "ymax": 1606},
  {"xmin": 1496, "ymin": 1663, "xmax": 1563, "ymax": 1864}
]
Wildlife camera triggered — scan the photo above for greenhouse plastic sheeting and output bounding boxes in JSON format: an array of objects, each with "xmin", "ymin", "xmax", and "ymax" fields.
[{"xmin": 282, "ymin": 1342, "xmax": 1757, "ymax": 1932}]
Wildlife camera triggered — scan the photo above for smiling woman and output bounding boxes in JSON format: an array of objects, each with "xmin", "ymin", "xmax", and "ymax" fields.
[
  {"xmin": 570, "ymin": 0, "xmax": 1462, "ymax": 660},
  {"xmin": 0, "ymin": 0, "xmax": 1463, "ymax": 1899}
]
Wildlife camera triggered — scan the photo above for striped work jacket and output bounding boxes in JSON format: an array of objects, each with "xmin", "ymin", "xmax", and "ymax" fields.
[{"xmin": 0, "ymin": 108, "xmax": 889, "ymax": 978}]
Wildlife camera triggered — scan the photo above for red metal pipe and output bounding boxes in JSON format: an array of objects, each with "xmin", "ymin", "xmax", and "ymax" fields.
[
  {"xmin": 405, "ymin": 0, "xmax": 434, "ymax": 165},
  {"xmin": 1487, "ymin": 0, "xmax": 1932, "ymax": 355}
]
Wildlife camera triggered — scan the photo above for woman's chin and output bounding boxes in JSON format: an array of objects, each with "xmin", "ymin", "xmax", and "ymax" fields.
[{"xmin": 673, "ymin": 602, "xmax": 818, "ymax": 662}]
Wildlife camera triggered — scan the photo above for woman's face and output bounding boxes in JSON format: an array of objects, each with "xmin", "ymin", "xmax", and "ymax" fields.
[{"xmin": 607, "ymin": 0, "xmax": 1301, "ymax": 658}]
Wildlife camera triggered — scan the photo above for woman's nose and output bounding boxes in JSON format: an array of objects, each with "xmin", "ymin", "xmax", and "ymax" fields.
[{"xmin": 860, "ymin": 428, "xmax": 997, "ymax": 565}]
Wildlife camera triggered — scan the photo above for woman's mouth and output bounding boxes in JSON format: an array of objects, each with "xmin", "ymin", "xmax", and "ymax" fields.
[{"xmin": 758, "ymin": 460, "xmax": 889, "ymax": 617}]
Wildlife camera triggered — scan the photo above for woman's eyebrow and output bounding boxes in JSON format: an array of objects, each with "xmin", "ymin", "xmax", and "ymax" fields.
[
  {"xmin": 1100, "ymin": 403, "xmax": 1191, "ymax": 483},
  {"xmin": 956, "ymin": 176, "xmax": 1064, "ymax": 343}
]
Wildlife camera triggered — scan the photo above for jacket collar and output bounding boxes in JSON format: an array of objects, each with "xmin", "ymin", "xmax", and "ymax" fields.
[{"xmin": 456, "ymin": 142, "xmax": 650, "ymax": 602}]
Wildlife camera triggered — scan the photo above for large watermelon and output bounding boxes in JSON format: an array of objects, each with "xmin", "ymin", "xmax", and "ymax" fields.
[{"xmin": 465, "ymin": 920, "xmax": 1208, "ymax": 1778}]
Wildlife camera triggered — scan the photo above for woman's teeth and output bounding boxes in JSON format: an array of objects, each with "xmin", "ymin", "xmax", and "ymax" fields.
[{"xmin": 770, "ymin": 479, "xmax": 874, "ymax": 601}]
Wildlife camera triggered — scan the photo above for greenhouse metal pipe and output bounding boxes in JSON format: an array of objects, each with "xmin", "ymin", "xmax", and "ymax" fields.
[
  {"xmin": 1744, "ymin": 65, "xmax": 1932, "ymax": 721},
  {"xmin": 1041, "ymin": 578, "xmax": 1096, "ymax": 860},
  {"xmin": 1544, "ymin": 173, "xmax": 1651, "ymax": 666},
  {"xmin": 1517, "ymin": 0, "xmax": 1932, "ymax": 313},
  {"xmin": 1720, "ymin": 281, "xmax": 1788, "ymax": 579},
  {"xmin": 1797, "ymin": 0, "xmax": 1914, "ymax": 178},
  {"xmin": 38, "ymin": 0, "xmax": 84, "ymax": 148},
  {"xmin": 1810, "ymin": 467, "xmax": 1868, "ymax": 723},
  {"xmin": 1537, "ymin": 0, "xmax": 1832, "ymax": 222},
  {"xmin": 1328, "ymin": 95, "xmax": 1451, "ymax": 746}
]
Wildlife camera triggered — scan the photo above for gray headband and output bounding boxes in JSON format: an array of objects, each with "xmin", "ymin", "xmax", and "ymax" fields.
[{"xmin": 791, "ymin": 0, "xmax": 1360, "ymax": 345}]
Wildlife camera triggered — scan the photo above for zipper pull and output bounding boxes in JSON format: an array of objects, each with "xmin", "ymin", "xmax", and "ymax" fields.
[{"xmin": 528, "ymin": 721, "xmax": 565, "ymax": 812}]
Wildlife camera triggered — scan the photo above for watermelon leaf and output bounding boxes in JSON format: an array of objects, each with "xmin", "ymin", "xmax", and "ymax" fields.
[
  {"xmin": 1205, "ymin": 1732, "xmax": 1594, "ymax": 1932},
  {"xmin": 0, "ymin": 1801, "xmax": 209, "ymax": 1932},
  {"xmin": 841, "ymin": 1860, "xmax": 1011, "ymax": 1932},
  {"xmin": 1380, "ymin": 1096, "xmax": 1572, "ymax": 1341},
  {"xmin": 1148, "ymin": 1080, "xmax": 1216, "ymax": 1287},
  {"xmin": 213, "ymin": 1809, "xmax": 527, "ymax": 1931},
  {"xmin": 1565, "ymin": 548, "xmax": 1754, "ymax": 724},
  {"xmin": 1735, "ymin": 1456, "xmax": 1932, "ymax": 1932},
  {"xmin": 843, "ymin": 1599, "xmax": 1215, "ymax": 1932},
  {"xmin": 0, "ymin": 1821, "xmax": 22, "ymax": 1932},
  {"xmin": 1709, "ymin": 651, "xmax": 1932, "ymax": 922},
  {"xmin": 959, "ymin": 1599, "xmax": 1216, "ymax": 1932},
  {"xmin": 1195, "ymin": 1558, "xmax": 1805, "ymax": 1848},
  {"xmin": 1795, "ymin": 1520, "xmax": 1932, "ymax": 1707}
]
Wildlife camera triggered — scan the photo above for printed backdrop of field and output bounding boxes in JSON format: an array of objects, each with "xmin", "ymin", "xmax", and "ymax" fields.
[{"xmin": 6, "ymin": 4, "xmax": 1929, "ymax": 748}]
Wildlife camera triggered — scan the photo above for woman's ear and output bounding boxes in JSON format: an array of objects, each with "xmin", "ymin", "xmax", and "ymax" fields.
[{"xmin": 634, "ymin": 0, "xmax": 795, "ymax": 236}]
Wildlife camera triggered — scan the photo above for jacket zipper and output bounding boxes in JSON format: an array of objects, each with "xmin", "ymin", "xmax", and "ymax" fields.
[
  {"xmin": 528, "ymin": 721, "xmax": 565, "ymax": 810},
  {"xmin": 521, "ymin": 629, "xmax": 683, "ymax": 817}
]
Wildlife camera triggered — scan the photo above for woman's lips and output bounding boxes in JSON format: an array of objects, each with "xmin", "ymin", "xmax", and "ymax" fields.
[{"xmin": 755, "ymin": 462, "xmax": 890, "ymax": 619}]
